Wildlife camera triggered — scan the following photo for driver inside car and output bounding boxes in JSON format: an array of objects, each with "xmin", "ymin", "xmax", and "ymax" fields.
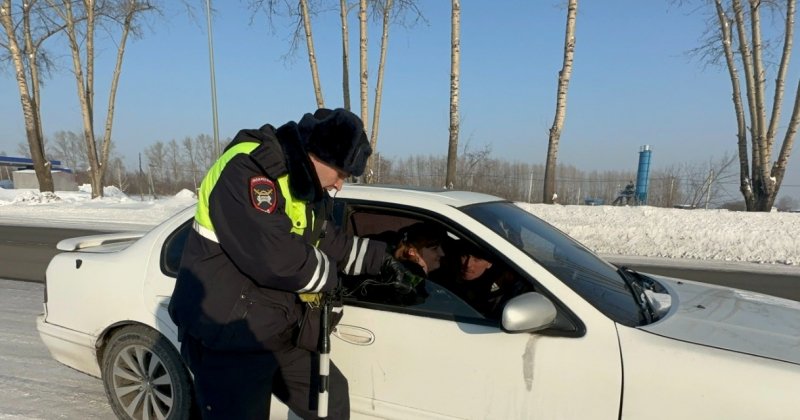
[{"xmin": 435, "ymin": 242, "xmax": 531, "ymax": 319}]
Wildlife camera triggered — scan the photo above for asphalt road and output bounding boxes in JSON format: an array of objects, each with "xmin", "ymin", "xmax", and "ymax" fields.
[
  {"xmin": 2, "ymin": 225, "xmax": 799, "ymax": 300},
  {"xmin": 0, "ymin": 225, "xmax": 112, "ymax": 282}
]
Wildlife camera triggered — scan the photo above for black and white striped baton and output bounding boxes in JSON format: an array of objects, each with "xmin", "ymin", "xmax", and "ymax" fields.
[{"xmin": 318, "ymin": 293, "xmax": 332, "ymax": 418}]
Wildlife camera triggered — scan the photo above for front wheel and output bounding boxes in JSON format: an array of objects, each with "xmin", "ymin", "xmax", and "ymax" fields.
[{"xmin": 101, "ymin": 325, "xmax": 194, "ymax": 420}]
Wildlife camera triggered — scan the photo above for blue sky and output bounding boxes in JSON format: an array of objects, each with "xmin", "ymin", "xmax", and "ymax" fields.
[{"xmin": 2, "ymin": 0, "xmax": 799, "ymax": 201}]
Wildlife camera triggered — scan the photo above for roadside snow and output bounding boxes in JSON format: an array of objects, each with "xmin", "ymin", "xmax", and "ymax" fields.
[{"xmin": 1, "ymin": 186, "xmax": 799, "ymax": 269}]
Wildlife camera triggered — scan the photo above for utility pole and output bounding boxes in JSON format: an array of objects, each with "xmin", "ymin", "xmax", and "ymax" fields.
[{"xmin": 205, "ymin": 0, "xmax": 221, "ymax": 157}]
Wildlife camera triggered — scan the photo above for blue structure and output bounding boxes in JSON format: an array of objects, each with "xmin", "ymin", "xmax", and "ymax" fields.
[
  {"xmin": 0, "ymin": 156, "xmax": 72, "ymax": 173},
  {"xmin": 635, "ymin": 145, "xmax": 652, "ymax": 205}
]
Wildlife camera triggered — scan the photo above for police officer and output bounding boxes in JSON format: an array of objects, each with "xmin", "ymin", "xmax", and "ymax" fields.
[{"xmin": 168, "ymin": 108, "xmax": 411, "ymax": 419}]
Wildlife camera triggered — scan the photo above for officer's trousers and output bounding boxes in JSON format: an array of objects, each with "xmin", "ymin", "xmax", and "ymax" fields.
[{"xmin": 181, "ymin": 335, "xmax": 350, "ymax": 419}]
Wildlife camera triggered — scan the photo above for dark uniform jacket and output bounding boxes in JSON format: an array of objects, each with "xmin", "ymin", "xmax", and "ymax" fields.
[{"xmin": 168, "ymin": 121, "xmax": 386, "ymax": 352}]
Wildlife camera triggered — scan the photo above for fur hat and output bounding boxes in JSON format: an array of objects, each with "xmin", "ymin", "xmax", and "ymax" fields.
[
  {"xmin": 298, "ymin": 108, "xmax": 372, "ymax": 176},
  {"xmin": 399, "ymin": 222, "xmax": 447, "ymax": 248}
]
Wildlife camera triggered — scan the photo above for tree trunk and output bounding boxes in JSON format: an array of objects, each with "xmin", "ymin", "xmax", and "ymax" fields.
[
  {"xmin": 765, "ymin": 0, "xmax": 798, "ymax": 210},
  {"xmin": 340, "ymin": 0, "xmax": 351, "ymax": 111},
  {"xmin": 98, "ymin": 3, "xmax": 136, "ymax": 199},
  {"xmin": 0, "ymin": 0, "xmax": 55, "ymax": 192},
  {"xmin": 299, "ymin": 0, "xmax": 324, "ymax": 108},
  {"xmin": 543, "ymin": 0, "xmax": 577, "ymax": 204},
  {"xmin": 53, "ymin": 0, "xmax": 151, "ymax": 198},
  {"xmin": 365, "ymin": 0, "xmax": 393, "ymax": 183},
  {"xmin": 359, "ymin": 0, "xmax": 369, "ymax": 133},
  {"xmin": 709, "ymin": 0, "xmax": 798, "ymax": 211},
  {"xmin": 713, "ymin": 0, "xmax": 754, "ymax": 209},
  {"xmin": 60, "ymin": 0, "xmax": 102, "ymax": 197},
  {"xmin": 445, "ymin": 0, "xmax": 460, "ymax": 189}
]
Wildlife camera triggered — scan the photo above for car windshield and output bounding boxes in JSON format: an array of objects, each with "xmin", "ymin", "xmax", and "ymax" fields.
[{"xmin": 462, "ymin": 201, "xmax": 644, "ymax": 326}]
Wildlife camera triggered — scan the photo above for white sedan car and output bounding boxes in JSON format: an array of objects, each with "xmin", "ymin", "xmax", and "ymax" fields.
[{"xmin": 37, "ymin": 185, "xmax": 800, "ymax": 419}]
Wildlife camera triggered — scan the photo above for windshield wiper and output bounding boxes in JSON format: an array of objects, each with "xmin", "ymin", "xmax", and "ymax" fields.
[{"xmin": 617, "ymin": 266, "xmax": 656, "ymax": 325}]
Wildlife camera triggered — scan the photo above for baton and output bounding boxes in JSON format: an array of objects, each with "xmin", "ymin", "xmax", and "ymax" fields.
[{"xmin": 318, "ymin": 293, "xmax": 332, "ymax": 418}]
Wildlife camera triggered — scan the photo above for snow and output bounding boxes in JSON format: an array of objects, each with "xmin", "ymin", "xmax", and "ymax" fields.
[
  {"xmin": 0, "ymin": 280, "xmax": 112, "ymax": 419},
  {"xmin": 0, "ymin": 185, "xmax": 799, "ymax": 270},
  {"xmin": 0, "ymin": 186, "xmax": 197, "ymax": 231}
]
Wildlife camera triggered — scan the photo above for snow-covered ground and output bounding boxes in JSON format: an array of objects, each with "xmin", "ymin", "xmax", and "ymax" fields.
[
  {"xmin": 0, "ymin": 280, "xmax": 112, "ymax": 420},
  {"xmin": 1, "ymin": 185, "xmax": 799, "ymax": 270}
]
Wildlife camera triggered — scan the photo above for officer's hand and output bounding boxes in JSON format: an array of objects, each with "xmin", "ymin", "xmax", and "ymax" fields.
[{"xmin": 380, "ymin": 255, "xmax": 424, "ymax": 295}]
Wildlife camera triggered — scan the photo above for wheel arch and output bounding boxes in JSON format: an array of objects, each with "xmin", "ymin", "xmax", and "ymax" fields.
[{"xmin": 95, "ymin": 321, "xmax": 175, "ymax": 367}]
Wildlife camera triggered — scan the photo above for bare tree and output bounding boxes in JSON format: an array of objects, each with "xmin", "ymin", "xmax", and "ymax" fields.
[
  {"xmin": 167, "ymin": 139, "xmax": 181, "ymax": 190},
  {"xmin": 298, "ymin": 0, "xmax": 324, "ymax": 107},
  {"xmin": 182, "ymin": 136, "xmax": 200, "ymax": 191},
  {"xmin": 363, "ymin": 0, "xmax": 391, "ymax": 182},
  {"xmin": 677, "ymin": 152, "xmax": 739, "ymax": 208},
  {"xmin": 359, "ymin": 0, "xmax": 368, "ymax": 130},
  {"xmin": 246, "ymin": 0, "xmax": 422, "ymax": 176},
  {"xmin": 144, "ymin": 140, "xmax": 166, "ymax": 188},
  {"xmin": 111, "ymin": 156, "xmax": 128, "ymax": 191},
  {"xmin": 246, "ymin": 0, "xmax": 332, "ymax": 108},
  {"xmin": 459, "ymin": 143, "xmax": 491, "ymax": 190},
  {"xmin": 543, "ymin": 0, "xmax": 577, "ymax": 204},
  {"xmin": 48, "ymin": 0, "xmax": 155, "ymax": 198},
  {"xmin": 359, "ymin": 0, "xmax": 423, "ymax": 182},
  {"xmin": 340, "ymin": 0, "xmax": 351, "ymax": 110},
  {"xmin": 195, "ymin": 133, "xmax": 218, "ymax": 170},
  {"xmin": 648, "ymin": 167, "xmax": 683, "ymax": 208},
  {"xmin": 702, "ymin": 0, "xmax": 799, "ymax": 211},
  {"xmin": 0, "ymin": 0, "xmax": 62, "ymax": 192},
  {"xmin": 444, "ymin": 0, "xmax": 460, "ymax": 189},
  {"xmin": 51, "ymin": 130, "xmax": 87, "ymax": 171}
]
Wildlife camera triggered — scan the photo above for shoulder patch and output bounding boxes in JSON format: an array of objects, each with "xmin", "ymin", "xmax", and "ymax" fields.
[{"xmin": 250, "ymin": 176, "xmax": 278, "ymax": 213}]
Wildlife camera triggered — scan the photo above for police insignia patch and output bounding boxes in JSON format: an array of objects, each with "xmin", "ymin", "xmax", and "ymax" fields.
[{"xmin": 250, "ymin": 176, "xmax": 278, "ymax": 213}]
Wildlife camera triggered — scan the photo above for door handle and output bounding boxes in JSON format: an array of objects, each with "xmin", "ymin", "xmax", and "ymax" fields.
[{"xmin": 333, "ymin": 324, "xmax": 375, "ymax": 345}]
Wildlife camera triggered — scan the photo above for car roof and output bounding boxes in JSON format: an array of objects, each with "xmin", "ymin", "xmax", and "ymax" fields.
[{"xmin": 335, "ymin": 184, "xmax": 506, "ymax": 208}]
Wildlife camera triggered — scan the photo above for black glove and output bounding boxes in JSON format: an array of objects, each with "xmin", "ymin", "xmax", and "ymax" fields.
[{"xmin": 380, "ymin": 255, "xmax": 425, "ymax": 295}]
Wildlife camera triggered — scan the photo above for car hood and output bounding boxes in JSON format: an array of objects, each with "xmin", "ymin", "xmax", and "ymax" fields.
[{"xmin": 640, "ymin": 276, "xmax": 800, "ymax": 365}]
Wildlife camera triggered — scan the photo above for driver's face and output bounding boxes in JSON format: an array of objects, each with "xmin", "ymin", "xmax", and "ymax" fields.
[{"xmin": 460, "ymin": 254, "xmax": 492, "ymax": 281}]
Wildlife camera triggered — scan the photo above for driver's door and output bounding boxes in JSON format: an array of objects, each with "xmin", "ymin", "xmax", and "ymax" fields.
[
  {"xmin": 331, "ymin": 203, "xmax": 622, "ymax": 419},
  {"xmin": 334, "ymin": 289, "xmax": 622, "ymax": 419}
]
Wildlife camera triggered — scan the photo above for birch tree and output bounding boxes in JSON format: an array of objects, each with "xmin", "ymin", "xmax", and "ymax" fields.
[
  {"xmin": 340, "ymin": 0, "xmax": 351, "ymax": 110},
  {"xmin": 363, "ymin": 0, "xmax": 391, "ymax": 182},
  {"xmin": 48, "ymin": 0, "xmax": 154, "ymax": 198},
  {"xmin": 359, "ymin": 0, "xmax": 368, "ymax": 132},
  {"xmin": 298, "ymin": 0, "xmax": 324, "ymax": 107},
  {"xmin": 704, "ymin": 0, "xmax": 798, "ymax": 211},
  {"xmin": 0, "ymin": 0, "xmax": 61, "ymax": 192},
  {"xmin": 246, "ymin": 0, "xmax": 327, "ymax": 107},
  {"xmin": 444, "ymin": 0, "xmax": 460, "ymax": 188},
  {"xmin": 358, "ymin": 0, "xmax": 423, "ymax": 182},
  {"xmin": 543, "ymin": 0, "xmax": 577, "ymax": 204}
]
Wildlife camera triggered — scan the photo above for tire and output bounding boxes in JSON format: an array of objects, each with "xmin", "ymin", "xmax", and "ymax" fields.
[{"xmin": 101, "ymin": 325, "xmax": 194, "ymax": 420}]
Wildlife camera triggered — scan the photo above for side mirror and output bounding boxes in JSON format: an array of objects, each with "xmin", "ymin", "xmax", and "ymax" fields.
[{"xmin": 501, "ymin": 292, "xmax": 557, "ymax": 333}]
